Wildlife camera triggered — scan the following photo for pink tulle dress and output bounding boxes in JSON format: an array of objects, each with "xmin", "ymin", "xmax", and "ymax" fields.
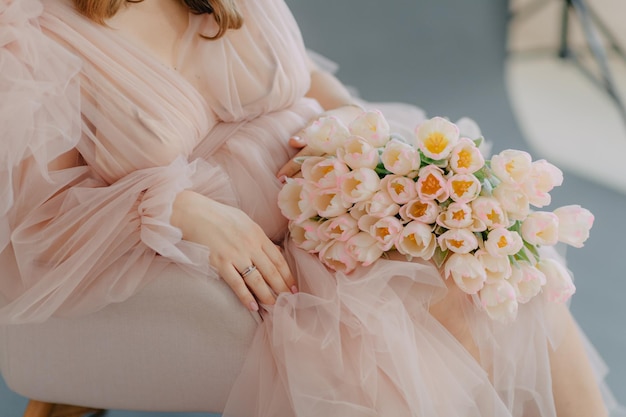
[{"xmin": 0, "ymin": 0, "xmax": 620, "ymax": 415}]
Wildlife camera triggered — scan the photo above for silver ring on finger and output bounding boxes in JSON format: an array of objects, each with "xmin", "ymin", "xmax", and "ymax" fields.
[{"xmin": 240, "ymin": 264, "xmax": 257, "ymax": 278}]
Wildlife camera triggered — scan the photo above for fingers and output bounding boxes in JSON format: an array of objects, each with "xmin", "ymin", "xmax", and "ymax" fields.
[
  {"xmin": 264, "ymin": 242, "xmax": 298, "ymax": 294},
  {"xmin": 222, "ymin": 264, "xmax": 261, "ymax": 312},
  {"xmin": 197, "ymin": 201, "xmax": 297, "ymax": 312},
  {"xmin": 222, "ymin": 250, "xmax": 298, "ymax": 312},
  {"xmin": 276, "ymin": 133, "xmax": 312, "ymax": 180},
  {"xmin": 289, "ymin": 135, "xmax": 307, "ymax": 149},
  {"xmin": 246, "ymin": 244, "xmax": 298, "ymax": 303},
  {"xmin": 240, "ymin": 265, "xmax": 276, "ymax": 307},
  {"xmin": 276, "ymin": 145, "xmax": 321, "ymax": 180},
  {"xmin": 223, "ymin": 263, "xmax": 277, "ymax": 311}
]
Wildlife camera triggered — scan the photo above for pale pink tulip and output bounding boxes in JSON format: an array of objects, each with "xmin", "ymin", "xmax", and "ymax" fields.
[
  {"xmin": 414, "ymin": 117, "xmax": 459, "ymax": 160},
  {"xmin": 303, "ymin": 116, "xmax": 350, "ymax": 154},
  {"xmin": 358, "ymin": 190, "xmax": 400, "ymax": 218},
  {"xmin": 493, "ymin": 183, "xmax": 530, "ymax": 221},
  {"xmin": 368, "ymin": 216, "xmax": 404, "ymax": 251},
  {"xmin": 455, "ymin": 117, "xmax": 482, "ymax": 141},
  {"xmin": 277, "ymin": 178, "xmax": 317, "ymax": 222},
  {"xmin": 302, "ymin": 157, "xmax": 350, "ymax": 190},
  {"xmin": 537, "ymin": 258, "xmax": 576, "ymax": 303},
  {"xmin": 475, "ymin": 249, "xmax": 513, "ymax": 282},
  {"xmin": 288, "ymin": 219, "xmax": 327, "ymax": 253},
  {"xmin": 381, "ymin": 175, "xmax": 418, "ymax": 205},
  {"xmin": 444, "ymin": 253, "xmax": 487, "ymax": 294},
  {"xmin": 319, "ymin": 240, "xmax": 358, "ymax": 273},
  {"xmin": 416, "ymin": 165, "xmax": 450, "ymax": 202},
  {"xmin": 349, "ymin": 202, "xmax": 367, "ymax": 222},
  {"xmin": 484, "ymin": 227, "xmax": 523, "ymax": 257},
  {"xmin": 520, "ymin": 211, "xmax": 559, "ymax": 246},
  {"xmin": 456, "ymin": 117, "xmax": 492, "ymax": 157},
  {"xmin": 348, "ymin": 109, "xmax": 391, "ymax": 147},
  {"xmin": 340, "ymin": 167, "xmax": 381, "ymax": 204},
  {"xmin": 553, "ymin": 205, "xmax": 594, "ymax": 248},
  {"xmin": 471, "ymin": 196, "xmax": 509, "ymax": 229},
  {"xmin": 448, "ymin": 173, "xmax": 481, "ymax": 204},
  {"xmin": 509, "ymin": 261, "xmax": 546, "ymax": 304},
  {"xmin": 479, "ymin": 280, "xmax": 518, "ymax": 322},
  {"xmin": 319, "ymin": 214, "xmax": 359, "ymax": 242},
  {"xmin": 380, "ymin": 140, "xmax": 420, "ymax": 175},
  {"xmin": 438, "ymin": 228, "xmax": 479, "ymax": 254},
  {"xmin": 399, "ymin": 199, "xmax": 440, "ymax": 223},
  {"xmin": 337, "ymin": 135, "xmax": 380, "ymax": 170},
  {"xmin": 395, "ymin": 221, "xmax": 437, "ymax": 260},
  {"xmin": 523, "ymin": 160, "xmax": 563, "ymax": 208},
  {"xmin": 356, "ymin": 214, "xmax": 377, "ymax": 233},
  {"xmin": 436, "ymin": 202, "xmax": 474, "ymax": 229},
  {"xmin": 313, "ymin": 188, "xmax": 351, "ymax": 218},
  {"xmin": 449, "ymin": 138, "xmax": 485, "ymax": 174},
  {"xmin": 346, "ymin": 232, "xmax": 384, "ymax": 266},
  {"xmin": 300, "ymin": 156, "xmax": 326, "ymax": 182},
  {"xmin": 490, "ymin": 149, "xmax": 532, "ymax": 185}
]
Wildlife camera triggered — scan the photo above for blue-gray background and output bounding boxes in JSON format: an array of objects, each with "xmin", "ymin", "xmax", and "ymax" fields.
[{"xmin": 1, "ymin": 0, "xmax": 624, "ymax": 415}]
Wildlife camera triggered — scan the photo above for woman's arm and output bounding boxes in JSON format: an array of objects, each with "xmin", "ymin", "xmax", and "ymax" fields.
[
  {"xmin": 304, "ymin": 56, "xmax": 357, "ymax": 112},
  {"xmin": 276, "ymin": 58, "xmax": 363, "ymax": 179},
  {"xmin": 46, "ymin": 150, "xmax": 296, "ymax": 313},
  {"xmin": 549, "ymin": 303, "xmax": 608, "ymax": 417},
  {"xmin": 170, "ymin": 189, "xmax": 297, "ymax": 312}
]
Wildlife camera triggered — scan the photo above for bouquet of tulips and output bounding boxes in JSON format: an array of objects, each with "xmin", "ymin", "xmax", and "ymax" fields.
[{"xmin": 277, "ymin": 110, "xmax": 594, "ymax": 322}]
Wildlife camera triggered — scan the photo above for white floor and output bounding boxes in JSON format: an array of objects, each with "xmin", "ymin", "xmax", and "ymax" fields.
[{"xmin": 506, "ymin": 0, "xmax": 626, "ymax": 195}]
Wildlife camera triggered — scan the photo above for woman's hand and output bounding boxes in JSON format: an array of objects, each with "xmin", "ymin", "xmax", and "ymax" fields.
[
  {"xmin": 275, "ymin": 135, "xmax": 315, "ymax": 181},
  {"xmin": 276, "ymin": 104, "xmax": 364, "ymax": 180},
  {"xmin": 171, "ymin": 190, "xmax": 297, "ymax": 312}
]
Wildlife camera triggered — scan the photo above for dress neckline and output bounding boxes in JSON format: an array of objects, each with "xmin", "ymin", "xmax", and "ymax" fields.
[
  {"xmin": 104, "ymin": 5, "xmax": 191, "ymax": 73},
  {"xmin": 101, "ymin": 11, "xmax": 213, "ymax": 116}
]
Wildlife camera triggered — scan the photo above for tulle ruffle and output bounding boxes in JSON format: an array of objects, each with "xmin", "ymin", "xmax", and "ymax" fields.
[
  {"xmin": 222, "ymin": 239, "xmax": 564, "ymax": 417},
  {"xmin": 2, "ymin": 157, "xmax": 214, "ymax": 322},
  {"xmin": 0, "ymin": 0, "xmax": 81, "ymax": 252},
  {"xmin": 0, "ymin": 0, "xmax": 228, "ymax": 322}
]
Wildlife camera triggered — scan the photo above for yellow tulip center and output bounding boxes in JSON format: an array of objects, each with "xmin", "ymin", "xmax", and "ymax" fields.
[
  {"xmin": 452, "ymin": 180, "xmax": 474, "ymax": 196},
  {"xmin": 457, "ymin": 149, "xmax": 472, "ymax": 169},
  {"xmin": 377, "ymin": 227, "xmax": 390, "ymax": 239},
  {"xmin": 452, "ymin": 210, "xmax": 466, "ymax": 221},
  {"xmin": 487, "ymin": 209, "xmax": 501, "ymax": 224},
  {"xmin": 449, "ymin": 239, "xmax": 465, "ymax": 248},
  {"xmin": 497, "ymin": 235, "xmax": 509, "ymax": 248},
  {"xmin": 322, "ymin": 166, "xmax": 334, "ymax": 176},
  {"xmin": 505, "ymin": 160, "xmax": 515, "ymax": 174},
  {"xmin": 425, "ymin": 132, "xmax": 448, "ymax": 154},
  {"xmin": 410, "ymin": 202, "xmax": 429, "ymax": 218},
  {"xmin": 421, "ymin": 174, "xmax": 442, "ymax": 195},
  {"xmin": 347, "ymin": 142, "xmax": 362, "ymax": 153},
  {"xmin": 392, "ymin": 182, "xmax": 405, "ymax": 194},
  {"xmin": 344, "ymin": 177, "xmax": 361, "ymax": 192}
]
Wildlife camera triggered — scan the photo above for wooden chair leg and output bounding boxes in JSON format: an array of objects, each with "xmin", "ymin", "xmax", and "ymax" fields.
[
  {"xmin": 24, "ymin": 400, "xmax": 107, "ymax": 417},
  {"xmin": 23, "ymin": 400, "xmax": 53, "ymax": 417},
  {"xmin": 50, "ymin": 404, "xmax": 107, "ymax": 417}
]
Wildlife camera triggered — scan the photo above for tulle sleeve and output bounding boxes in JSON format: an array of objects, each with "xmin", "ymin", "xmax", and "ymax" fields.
[
  {"xmin": 0, "ymin": 0, "xmax": 81, "ymax": 252},
  {"xmin": 0, "ymin": 0, "xmax": 216, "ymax": 323}
]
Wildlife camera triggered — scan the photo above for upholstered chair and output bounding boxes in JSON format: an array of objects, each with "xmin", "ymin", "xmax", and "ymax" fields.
[{"xmin": 1, "ymin": 264, "xmax": 260, "ymax": 417}]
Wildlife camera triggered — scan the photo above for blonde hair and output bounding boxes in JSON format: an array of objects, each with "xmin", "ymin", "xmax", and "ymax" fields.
[{"xmin": 73, "ymin": 0, "xmax": 243, "ymax": 39}]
